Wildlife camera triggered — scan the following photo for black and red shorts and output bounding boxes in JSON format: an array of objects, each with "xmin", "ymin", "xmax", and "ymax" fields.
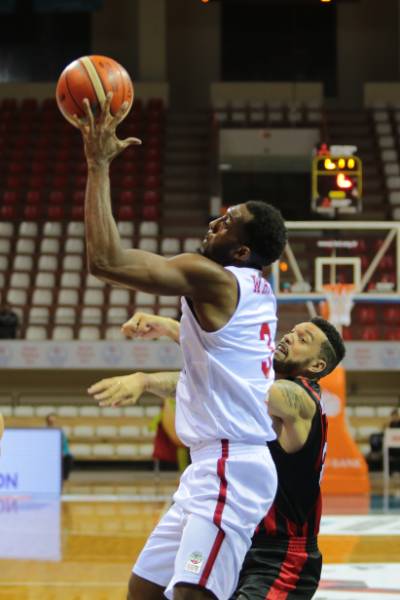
[{"xmin": 231, "ymin": 536, "xmax": 322, "ymax": 600}]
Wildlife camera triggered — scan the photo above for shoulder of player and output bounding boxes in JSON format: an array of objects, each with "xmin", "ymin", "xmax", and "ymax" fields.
[
  {"xmin": 269, "ymin": 379, "xmax": 316, "ymax": 421},
  {"xmin": 168, "ymin": 253, "xmax": 236, "ymax": 287}
]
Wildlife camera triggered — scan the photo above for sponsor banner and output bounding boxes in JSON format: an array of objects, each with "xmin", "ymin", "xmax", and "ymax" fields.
[
  {"xmin": 0, "ymin": 429, "xmax": 61, "ymax": 496},
  {"xmin": 0, "ymin": 340, "xmax": 183, "ymax": 370},
  {"xmin": 0, "ymin": 498, "xmax": 60, "ymax": 560},
  {"xmin": 0, "ymin": 341, "xmax": 398, "ymax": 370},
  {"xmin": 343, "ymin": 342, "xmax": 400, "ymax": 371}
]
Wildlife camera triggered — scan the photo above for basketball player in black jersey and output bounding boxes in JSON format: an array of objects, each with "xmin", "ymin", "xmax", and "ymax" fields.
[{"xmin": 89, "ymin": 314, "xmax": 345, "ymax": 600}]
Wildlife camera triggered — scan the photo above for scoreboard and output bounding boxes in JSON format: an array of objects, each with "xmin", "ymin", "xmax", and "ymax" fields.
[{"xmin": 311, "ymin": 145, "xmax": 362, "ymax": 215}]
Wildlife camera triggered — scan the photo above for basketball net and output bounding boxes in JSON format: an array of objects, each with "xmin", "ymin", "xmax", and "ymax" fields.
[{"xmin": 321, "ymin": 283, "xmax": 355, "ymax": 328}]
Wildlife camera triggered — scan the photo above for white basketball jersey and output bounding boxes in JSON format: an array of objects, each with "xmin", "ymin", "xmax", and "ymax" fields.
[{"xmin": 175, "ymin": 266, "xmax": 277, "ymax": 448}]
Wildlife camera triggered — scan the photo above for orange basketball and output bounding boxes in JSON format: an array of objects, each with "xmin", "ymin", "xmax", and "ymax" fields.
[{"xmin": 56, "ymin": 55, "xmax": 134, "ymax": 127}]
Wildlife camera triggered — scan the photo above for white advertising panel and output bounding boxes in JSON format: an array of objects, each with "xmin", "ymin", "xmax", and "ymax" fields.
[
  {"xmin": 0, "ymin": 498, "xmax": 60, "ymax": 560},
  {"xmin": 0, "ymin": 429, "xmax": 62, "ymax": 496}
]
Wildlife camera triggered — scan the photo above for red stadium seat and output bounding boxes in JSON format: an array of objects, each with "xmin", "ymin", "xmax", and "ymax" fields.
[
  {"xmin": 383, "ymin": 305, "xmax": 400, "ymax": 325},
  {"xmin": 2, "ymin": 190, "xmax": 18, "ymax": 205},
  {"xmin": 378, "ymin": 254, "xmax": 395, "ymax": 270},
  {"xmin": 54, "ymin": 162, "xmax": 70, "ymax": 175},
  {"xmin": 117, "ymin": 205, "xmax": 135, "ymax": 220},
  {"xmin": 360, "ymin": 326, "xmax": 379, "ymax": 341},
  {"xmin": 145, "ymin": 147, "xmax": 162, "ymax": 162},
  {"xmin": 6, "ymin": 175, "xmax": 23, "ymax": 190},
  {"xmin": 23, "ymin": 205, "xmax": 41, "ymax": 220},
  {"xmin": 46, "ymin": 205, "xmax": 64, "ymax": 220},
  {"xmin": 8, "ymin": 162, "xmax": 25, "ymax": 175},
  {"xmin": 380, "ymin": 272, "xmax": 396, "ymax": 285},
  {"xmin": 71, "ymin": 205, "xmax": 84, "ymax": 220},
  {"xmin": 0, "ymin": 205, "xmax": 16, "ymax": 219},
  {"xmin": 355, "ymin": 305, "xmax": 377, "ymax": 325},
  {"xmin": 356, "ymin": 239, "xmax": 367, "ymax": 253},
  {"xmin": 28, "ymin": 175, "xmax": 46, "ymax": 190},
  {"xmin": 49, "ymin": 191, "xmax": 65, "ymax": 205},
  {"xmin": 52, "ymin": 174, "xmax": 69, "ymax": 189},
  {"xmin": 147, "ymin": 122, "xmax": 163, "ymax": 136},
  {"xmin": 144, "ymin": 161, "xmax": 162, "ymax": 175},
  {"xmin": 26, "ymin": 190, "xmax": 42, "ymax": 205},
  {"xmin": 144, "ymin": 175, "xmax": 161, "ymax": 190},
  {"xmin": 118, "ymin": 190, "xmax": 136, "ymax": 206},
  {"xmin": 31, "ymin": 161, "xmax": 47, "ymax": 175},
  {"xmin": 342, "ymin": 326, "xmax": 353, "ymax": 341},
  {"xmin": 120, "ymin": 175, "xmax": 140, "ymax": 190},
  {"xmin": 383, "ymin": 326, "xmax": 400, "ymax": 340},
  {"xmin": 143, "ymin": 190, "xmax": 161, "ymax": 205},
  {"xmin": 122, "ymin": 145, "xmax": 141, "ymax": 161},
  {"xmin": 142, "ymin": 205, "xmax": 159, "ymax": 220},
  {"xmin": 75, "ymin": 175, "xmax": 87, "ymax": 189},
  {"xmin": 72, "ymin": 190, "xmax": 85, "ymax": 205}
]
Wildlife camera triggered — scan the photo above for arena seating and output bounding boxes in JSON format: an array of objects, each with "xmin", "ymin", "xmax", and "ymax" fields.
[
  {"xmin": 212, "ymin": 99, "xmax": 323, "ymax": 128},
  {"xmin": 2, "ymin": 399, "xmax": 395, "ymax": 461},
  {"xmin": 2, "ymin": 401, "xmax": 161, "ymax": 461},
  {"xmin": 0, "ymin": 219, "xmax": 202, "ymax": 338}
]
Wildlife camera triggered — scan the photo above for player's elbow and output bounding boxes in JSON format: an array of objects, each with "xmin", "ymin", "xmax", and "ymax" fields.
[{"xmin": 87, "ymin": 250, "xmax": 122, "ymax": 279}]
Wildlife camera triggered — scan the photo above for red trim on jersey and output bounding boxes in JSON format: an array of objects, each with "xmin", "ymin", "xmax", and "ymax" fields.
[
  {"xmin": 298, "ymin": 376, "xmax": 320, "ymax": 403},
  {"xmin": 263, "ymin": 503, "xmax": 277, "ymax": 536},
  {"xmin": 315, "ymin": 413, "xmax": 328, "ymax": 472},
  {"xmin": 285, "ymin": 517, "xmax": 298, "ymax": 537},
  {"xmin": 199, "ymin": 439, "xmax": 229, "ymax": 587},
  {"xmin": 264, "ymin": 538, "xmax": 308, "ymax": 600}
]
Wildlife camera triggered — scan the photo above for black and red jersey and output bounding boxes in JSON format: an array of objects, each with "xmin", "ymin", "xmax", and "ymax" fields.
[{"xmin": 256, "ymin": 376, "xmax": 327, "ymax": 543}]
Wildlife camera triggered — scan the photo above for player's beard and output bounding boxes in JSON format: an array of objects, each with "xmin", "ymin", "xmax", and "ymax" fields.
[
  {"xmin": 273, "ymin": 356, "xmax": 312, "ymax": 378},
  {"xmin": 198, "ymin": 241, "xmax": 239, "ymax": 266}
]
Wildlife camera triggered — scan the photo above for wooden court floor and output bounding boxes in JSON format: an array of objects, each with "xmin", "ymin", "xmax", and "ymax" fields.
[{"xmin": 0, "ymin": 492, "xmax": 399, "ymax": 600}]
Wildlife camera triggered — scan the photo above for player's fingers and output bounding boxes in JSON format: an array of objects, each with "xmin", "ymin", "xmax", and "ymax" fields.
[
  {"xmin": 82, "ymin": 98, "xmax": 95, "ymax": 131},
  {"xmin": 70, "ymin": 114, "xmax": 85, "ymax": 131},
  {"xmin": 121, "ymin": 319, "xmax": 139, "ymax": 337},
  {"xmin": 91, "ymin": 378, "xmax": 121, "ymax": 399},
  {"xmin": 114, "ymin": 100, "xmax": 130, "ymax": 125},
  {"xmin": 87, "ymin": 379, "xmax": 112, "ymax": 395},
  {"xmin": 101, "ymin": 91, "xmax": 113, "ymax": 125},
  {"xmin": 122, "ymin": 137, "xmax": 142, "ymax": 149}
]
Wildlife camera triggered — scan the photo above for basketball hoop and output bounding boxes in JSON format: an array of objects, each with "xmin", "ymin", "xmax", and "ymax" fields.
[{"xmin": 321, "ymin": 283, "xmax": 356, "ymax": 328}]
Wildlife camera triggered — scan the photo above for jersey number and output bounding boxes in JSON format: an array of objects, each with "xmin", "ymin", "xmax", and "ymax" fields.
[{"xmin": 260, "ymin": 322, "xmax": 274, "ymax": 378}]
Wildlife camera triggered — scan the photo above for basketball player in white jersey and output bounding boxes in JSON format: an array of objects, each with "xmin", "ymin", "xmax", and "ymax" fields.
[{"xmin": 75, "ymin": 95, "xmax": 287, "ymax": 600}]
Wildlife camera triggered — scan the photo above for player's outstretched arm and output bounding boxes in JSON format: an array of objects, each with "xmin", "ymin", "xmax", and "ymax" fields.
[
  {"xmin": 121, "ymin": 312, "xmax": 181, "ymax": 343},
  {"xmin": 88, "ymin": 371, "xmax": 180, "ymax": 407},
  {"xmin": 267, "ymin": 380, "xmax": 315, "ymax": 423},
  {"xmin": 75, "ymin": 94, "xmax": 234, "ymax": 302},
  {"xmin": 267, "ymin": 380, "xmax": 317, "ymax": 452},
  {"xmin": 0, "ymin": 412, "xmax": 4, "ymax": 442}
]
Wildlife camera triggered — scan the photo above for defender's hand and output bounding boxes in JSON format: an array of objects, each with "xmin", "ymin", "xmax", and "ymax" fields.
[
  {"xmin": 88, "ymin": 372, "xmax": 147, "ymax": 407},
  {"xmin": 71, "ymin": 92, "xmax": 141, "ymax": 167}
]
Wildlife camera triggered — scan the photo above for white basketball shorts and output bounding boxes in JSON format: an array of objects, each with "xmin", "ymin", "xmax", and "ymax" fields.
[{"xmin": 133, "ymin": 440, "xmax": 277, "ymax": 600}]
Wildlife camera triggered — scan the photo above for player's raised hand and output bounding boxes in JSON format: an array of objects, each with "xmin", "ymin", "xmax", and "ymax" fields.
[
  {"xmin": 121, "ymin": 312, "xmax": 179, "ymax": 341},
  {"xmin": 70, "ymin": 92, "xmax": 141, "ymax": 167},
  {"xmin": 87, "ymin": 372, "xmax": 147, "ymax": 407}
]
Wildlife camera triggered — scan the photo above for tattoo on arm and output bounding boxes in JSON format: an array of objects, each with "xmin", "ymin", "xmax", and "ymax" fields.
[
  {"xmin": 146, "ymin": 371, "xmax": 180, "ymax": 398},
  {"xmin": 277, "ymin": 382, "xmax": 305, "ymax": 414}
]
